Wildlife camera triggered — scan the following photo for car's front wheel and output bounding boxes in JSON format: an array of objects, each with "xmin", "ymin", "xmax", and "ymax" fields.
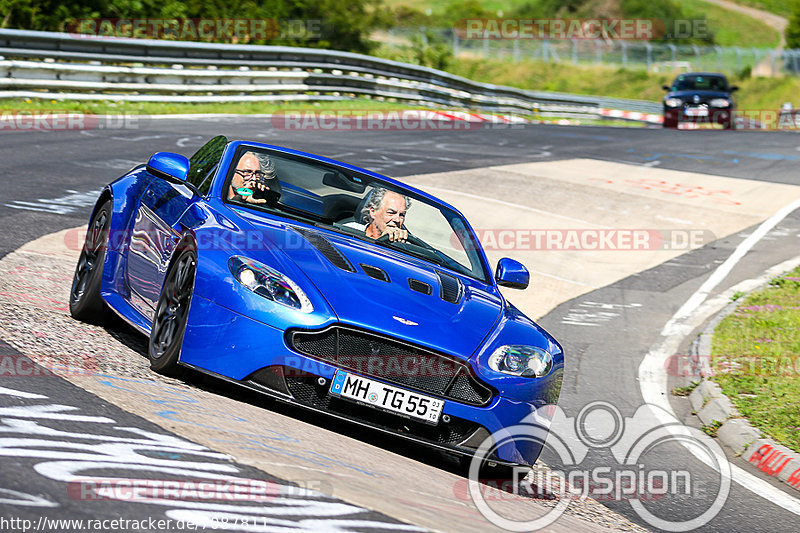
[
  {"xmin": 69, "ymin": 200, "xmax": 111, "ymax": 324},
  {"xmin": 148, "ymin": 246, "xmax": 196, "ymax": 375}
]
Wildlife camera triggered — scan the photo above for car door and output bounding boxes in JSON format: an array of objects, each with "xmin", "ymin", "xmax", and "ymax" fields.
[{"xmin": 126, "ymin": 136, "xmax": 227, "ymax": 320}]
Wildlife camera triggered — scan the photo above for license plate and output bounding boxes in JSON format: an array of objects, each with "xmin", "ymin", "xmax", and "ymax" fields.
[
  {"xmin": 684, "ymin": 107, "xmax": 708, "ymax": 117},
  {"xmin": 330, "ymin": 371, "xmax": 444, "ymax": 424}
]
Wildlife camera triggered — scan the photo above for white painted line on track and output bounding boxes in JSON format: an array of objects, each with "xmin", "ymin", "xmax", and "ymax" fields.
[
  {"xmin": 420, "ymin": 185, "xmax": 610, "ymax": 227},
  {"xmin": 639, "ymin": 196, "xmax": 800, "ymax": 514}
]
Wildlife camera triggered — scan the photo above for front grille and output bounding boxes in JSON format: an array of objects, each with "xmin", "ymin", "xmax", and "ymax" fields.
[
  {"xmin": 284, "ymin": 372, "xmax": 483, "ymax": 445},
  {"xmin": 287, "ymin": 326, "xmax": 493, "ymax": 406}
]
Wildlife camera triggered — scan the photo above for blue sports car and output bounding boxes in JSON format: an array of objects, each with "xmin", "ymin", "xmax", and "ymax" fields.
[{"xmin": 69, "ymin": 136, "xmax": 564, "ymax": 468}]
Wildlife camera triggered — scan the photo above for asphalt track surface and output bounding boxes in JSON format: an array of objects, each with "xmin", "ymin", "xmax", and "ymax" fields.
[{"xmin": 2, "ymin": 119, "xmax": 800, "ymax": 532}]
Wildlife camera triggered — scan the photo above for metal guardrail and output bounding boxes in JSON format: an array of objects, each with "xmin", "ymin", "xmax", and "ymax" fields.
[{"xmin": 0, "ymin": 29, "xmax": 662, "ymax": 117}]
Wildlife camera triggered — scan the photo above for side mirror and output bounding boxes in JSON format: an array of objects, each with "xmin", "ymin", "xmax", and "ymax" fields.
[
  {"xmin": 730, "ymin": 85, "xmax": 739, "ymax": 92},
  {"xmin": 147, "ymin": 152, "xmax": 190, "ymax": 182},
  {"xmin": 495, "ymin": 258, "xmax": 529, "ymax": 289},
  {"xmin": 662, "ymin": 85, "xmax": 671, "ymax": 91}
]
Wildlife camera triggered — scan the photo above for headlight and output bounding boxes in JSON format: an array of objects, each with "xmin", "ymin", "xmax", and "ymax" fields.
[
  {"xmin": 228, "ymin": 256, "xmax": 313, "ymax": 313},
  {"xmin": 664, "ymin": 98, "xmax": 683, "ymax": 108},
  {"xmin": 709, "ymin": 98, "xmax": 730, "ymax": 108},
  {"xmin": 488, "ymin": 345, "xmax": 553, "ymax": 378}
]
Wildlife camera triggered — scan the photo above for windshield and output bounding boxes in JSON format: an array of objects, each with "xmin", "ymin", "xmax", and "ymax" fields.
[
  {"xmin": 672, "ymin": 75, "xmax": 728, "ymax": 92},
  {"xmin": 223, "ymin": 146, "xmax": 489, "ymax": 283}
]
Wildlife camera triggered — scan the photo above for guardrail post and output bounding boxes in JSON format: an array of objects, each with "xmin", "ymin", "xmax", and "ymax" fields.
[
  {"xmin": 513, "ymin": 39, "xmax": 520, "ymax": 62},
  {"xmin": 753, "ymin": 47, "xmax": 760, "ymax": 69},
  {"xmin": 483, "ymin": 37, "xmax": 489, "ymax": 58},
  {"xmin": 645, "ymin": 42, "xmax": 652, "ymax": 70},
  {"xmin": 771, "ymin": 49, "xmax": 778, "ymax": 76},
  {"xmin": 668, "ymin": 44, "xmax": 676, "ymax": 64},
  {"xmin": 714, "ymin": 46, "xmax": 722, "ymax": 71},
  {"xmin": 621, "ymin": 41, "xmax": 627, "ymax": 68},
  {"xmin": 572, "ymin": 39, "xmax": 578, "ymax": 65},
  {"xmin": 793, "ymin": 50, "xmax": 799, "ymax": 76},
  {"xmin": 734, "ymin": 46, "xmax": 741, "ymax": 71},
  {"xmin": 595, "ymin": 39, "xmax": 602, "ymax": 64},
  {"xmin": 452, "ymin": 31, "xmax": 459, "ymax": 56}
]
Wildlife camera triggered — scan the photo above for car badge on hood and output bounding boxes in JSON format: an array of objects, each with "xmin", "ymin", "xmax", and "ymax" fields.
[
  {"xmin": 393, "ymin": 315, "xmax": 418, "ymax": 326},
  {"xmin": 693, "ymin": 95, "xmax": 700, "ymax": 104}
]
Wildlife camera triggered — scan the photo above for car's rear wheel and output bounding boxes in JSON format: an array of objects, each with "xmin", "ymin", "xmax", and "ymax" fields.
[
  {"xmin": 148, "ymin": 246, "xmax": 196, "ymax": 376},
  {"xmin": 69, "ymin": 200, "xmax": 111, "ymax": 324}
]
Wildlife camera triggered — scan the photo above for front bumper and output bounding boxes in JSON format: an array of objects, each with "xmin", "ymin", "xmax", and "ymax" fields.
[
  {"xmin": 179, "ymin": 295, "xmax": 551, "ymax": 465},
  {"xmin": 664, "ymin": 107, "xmax": 732, "ymax": 124}
]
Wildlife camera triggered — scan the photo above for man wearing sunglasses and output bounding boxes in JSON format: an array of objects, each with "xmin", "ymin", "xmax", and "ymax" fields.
[{"xmin": 228, "ymin": 151, "xmax": 282, "ymax": 204}]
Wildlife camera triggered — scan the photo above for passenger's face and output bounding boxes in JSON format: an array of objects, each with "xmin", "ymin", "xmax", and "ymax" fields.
[{"xmin": 370, "ymin": 192, "xmax": 407, "ymax": 234}]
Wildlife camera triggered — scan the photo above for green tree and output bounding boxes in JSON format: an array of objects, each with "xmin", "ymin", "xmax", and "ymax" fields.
[{"xmin": 787, "ymin": 4, "xmax": 800, "ymax": 49}]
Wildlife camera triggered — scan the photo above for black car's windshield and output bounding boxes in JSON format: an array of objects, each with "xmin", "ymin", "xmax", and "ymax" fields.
[
  {"xmin": 223, "ymin": 146, "xmax": 489, "ymax": 283},
  {"xmin": 672, "ymin": 75, "xmax": 728, "ymax": 92}
]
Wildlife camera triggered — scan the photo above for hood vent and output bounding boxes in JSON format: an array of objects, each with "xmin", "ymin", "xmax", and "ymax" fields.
[
  {"xmin": 408, "ymin": 278, "xmax": 432, "ymax": 295},
  {"xmin": 360, "ymin": 263, "xmax": 390, "ymax": 282},
  {"xmin": 436, "ymin": 271, "xmax": 463, "ymax": 304},
  {"xmin": 292, "ymin": 227, "xmax": 355, "ymax": 273}
]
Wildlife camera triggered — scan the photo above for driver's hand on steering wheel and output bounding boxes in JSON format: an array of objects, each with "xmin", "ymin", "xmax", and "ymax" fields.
[{"xmin": 383, "ymin": 226, "xmax": 408, "ymax": 243}]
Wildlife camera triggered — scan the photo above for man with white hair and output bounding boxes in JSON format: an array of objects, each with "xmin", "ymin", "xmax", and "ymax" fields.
[{"xmin": 346, "ymin": 187, "xmax": 410, "ymax": 243}]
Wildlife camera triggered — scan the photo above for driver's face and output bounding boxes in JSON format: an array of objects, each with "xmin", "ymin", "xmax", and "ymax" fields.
[{"xmin": 370, "ymin": 192, "xmax": 407, "ymax": 234}]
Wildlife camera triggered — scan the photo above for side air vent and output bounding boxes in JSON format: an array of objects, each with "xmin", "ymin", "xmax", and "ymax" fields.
[
  {"xmin": 360, "ymin": 264, "xmax": 390, "ymax": 282},
  {"xmin": 408, "ymin": 278, "xmax": 432, "ymax": 295},
  {"xmin": 436, "ymin": 271, "xmax": 463, "ymax": 304},
  {"xmin": 292, "ymin": 227, "xmax": 355, "ymax": 273}
]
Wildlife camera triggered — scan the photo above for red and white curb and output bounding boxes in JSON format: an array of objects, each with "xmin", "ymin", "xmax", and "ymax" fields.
[
  {"xmin": 600, "ymin": 108, "xmax": 663, "ymax": 124},
  {"xmin": 688, "ymin": 290, "xmax": 800, "ymax": 494}
]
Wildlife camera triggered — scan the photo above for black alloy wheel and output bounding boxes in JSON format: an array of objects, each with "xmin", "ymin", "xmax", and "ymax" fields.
[
  {"xmin": 148, "ymin": 247, "xmax": 196, "ymax": 375},
  {"xmin": 69, "ymin": 200, "xmax": 111, "ymax": 323}
]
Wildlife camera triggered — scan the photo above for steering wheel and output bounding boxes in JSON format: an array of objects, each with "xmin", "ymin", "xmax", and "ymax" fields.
[{"xmin": 375, "ymin": 231, "xmax": 427, "ymax": 248}]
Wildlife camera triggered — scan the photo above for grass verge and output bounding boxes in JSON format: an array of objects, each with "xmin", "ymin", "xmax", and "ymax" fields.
[
  {"xmin": 0, "ymin": 98, "xmax": 429, "ymax": 115},
  {"xmin": 711, "ymin": 266, "xmax": 800, "ymax": 453}
]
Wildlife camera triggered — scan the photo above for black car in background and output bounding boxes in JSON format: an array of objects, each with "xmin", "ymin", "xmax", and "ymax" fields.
[{"xmin": 662, "ymin": 72, "xmax": 738, "ymax": 129}]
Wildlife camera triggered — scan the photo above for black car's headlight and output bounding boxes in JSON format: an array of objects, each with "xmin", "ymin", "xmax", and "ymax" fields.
[
  {"xmin": 664, "ymin": 98, "xmax": 683, "ymax": 108},
  {"xmin": 709, "ymin": 98, "xmax": 730, "ymax": 108},
  {"xmin": 229, "ymin": 256, "xmax": 313, "ymax": 313},
  {"xmin": 488, "ymin": 345, "xmax": 554, "ymax": 378}
]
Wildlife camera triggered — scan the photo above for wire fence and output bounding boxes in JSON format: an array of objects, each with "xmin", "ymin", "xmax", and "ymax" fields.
[{"xmin": 385, "ymin": 28, "xmax": 798, "ymax": 77}]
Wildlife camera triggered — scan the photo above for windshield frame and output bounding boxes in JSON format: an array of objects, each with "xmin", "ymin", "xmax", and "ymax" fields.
[{"xmin": 219, "ymin": 142, "xmax": 493, "ymax": 284}]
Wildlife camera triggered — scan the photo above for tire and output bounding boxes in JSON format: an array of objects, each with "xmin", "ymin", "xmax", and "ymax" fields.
[
  {"xmin": 69, "ymin": 200, "xmax": 111, "ymax": 324},
  {"xmin": 663, "ymin": 117, "xmax": 678, "ymax": 129},
  {"xmin": 148, "ymin": 246, "xmax": 196, "ymax": 376}
]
